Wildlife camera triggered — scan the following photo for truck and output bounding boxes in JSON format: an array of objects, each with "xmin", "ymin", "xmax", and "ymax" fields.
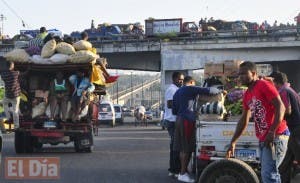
[
  {"xmin": 70, "ymin": 24, "xmax": 122, "ymax": 41},
  {"xmin": 145, "ymin": 18, "xmax": 200, "ymax": 37},
  {"xmin": 7, "ymin": 61, "xmax": 105, "ymax": 153},
  {"xmin": 195, "ymin": 119, "xmax": 260, "ymax": 182},
  {"xmin": 193, "ymin": 62, "xmax": 299, "ymax": 182}
]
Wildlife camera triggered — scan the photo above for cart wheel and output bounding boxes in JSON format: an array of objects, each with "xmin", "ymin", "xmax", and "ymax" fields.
[{"xmin": 199, "ymin": 158, "xmax": 259, "ymax": 183}]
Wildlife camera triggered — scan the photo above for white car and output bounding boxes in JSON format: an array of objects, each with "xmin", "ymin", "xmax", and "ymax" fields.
[
  {"xmin": 113, "ymin": 104, "xmax": 124, "ymax": 124},
  {"xmin": 98, "ymin": 101, "xmax": 115, "ymax": 127}
]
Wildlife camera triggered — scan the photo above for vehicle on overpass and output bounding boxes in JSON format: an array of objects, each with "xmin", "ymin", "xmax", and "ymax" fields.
[
  {"xmin": 70, "ymin": 23, "xmax": 123, "ymax": 41},
  {"xmin": 145, "ymin": 18, "xmax": 200, "ymax": 37}
]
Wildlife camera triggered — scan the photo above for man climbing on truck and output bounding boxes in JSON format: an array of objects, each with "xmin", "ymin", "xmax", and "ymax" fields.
[{"xmin": 226, "ymin": 61, "xmax": 289, "ymax": 183}]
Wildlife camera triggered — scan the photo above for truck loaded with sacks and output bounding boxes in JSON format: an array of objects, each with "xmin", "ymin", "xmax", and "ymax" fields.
[
  {"xmin": 194, "ymin": 60, "xmax": 263, "ymax": 183},
  {"xmin": 1, "ymin": 37, "xmax": 116, "ymax": 153}
]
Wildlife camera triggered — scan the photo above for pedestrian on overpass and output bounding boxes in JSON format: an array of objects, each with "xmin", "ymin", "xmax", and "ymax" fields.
[
  {"xmin": 173, "ymin": 76, "xmax": 220, "ymax": 183},
  {"xmin": 164, "ymin": 71, "xmax": 184, "ymax": 178},
  {"xmin": 226, "ymin": 61, "xmax": 289, "ymax": 183},
  {"xmin": 268, "ymin": 71, "xmax": 300, "ymax": 183}
]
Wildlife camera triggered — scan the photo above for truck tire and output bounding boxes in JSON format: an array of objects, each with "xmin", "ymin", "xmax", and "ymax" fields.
[
  {"xmin": 24, "ymin": 133, "xmax": 34, "ymax": 153},
  {"xmin": 198, "ymin": 158, "xmax": 259, "ymax": 183},
  {"xmin": 15, "ymin": 130, "xmax": 25, "ymax": 153},
  {"xmin": 74, "ymin": 132, "xmax": 93, "ymax": 153}
]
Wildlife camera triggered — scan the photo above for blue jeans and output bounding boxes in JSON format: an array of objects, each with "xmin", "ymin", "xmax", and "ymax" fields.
[
  {"xmin": 259, "ymin": 135, "xmax": 289, "ymax": 183},
  {"xmin": 166, "ymin": 120, "xmax": 180, "ymax": 174}
]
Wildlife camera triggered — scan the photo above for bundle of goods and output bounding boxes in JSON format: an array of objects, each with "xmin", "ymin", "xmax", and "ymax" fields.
[
  {"xmin": 4, "ymin": 39, "xmax": 99, "ymax": 64},
  {"xmin": 196, "ymin": 92, "xmax": 227, "ymax": 121},
  {"xmin": 3, "ymin": 36, "xmax": 118, "ymax": 87}
]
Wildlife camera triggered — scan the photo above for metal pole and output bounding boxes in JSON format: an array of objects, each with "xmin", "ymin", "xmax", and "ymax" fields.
[
  {"xmin": 131, "ymin": 72, "xmax": 133, "ymax": 107},
  {"xmin": 116, "ymin": 70, "xmax": 119, "ymax": 104},
  {"xmin": 0, "ymin": 14, "xmax": 5, "ymax": 41},
  {"xmin": 141, "ymin": 80, "xmax": 144, "ymax": 106}
]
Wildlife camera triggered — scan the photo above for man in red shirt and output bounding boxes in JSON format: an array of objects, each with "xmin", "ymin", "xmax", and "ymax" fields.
[{"xmin": 226, "ymin": 61, "xmax": 289, "ymax": 183}]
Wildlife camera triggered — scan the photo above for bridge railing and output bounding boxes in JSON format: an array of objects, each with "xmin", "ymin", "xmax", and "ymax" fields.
[
  {"xmin": 111, "ymin": 78, "xmax": 160, "ymax": 100},
  {"xmin": 0, "ymin": 27, "xmax": 298, "ymax": 53}
]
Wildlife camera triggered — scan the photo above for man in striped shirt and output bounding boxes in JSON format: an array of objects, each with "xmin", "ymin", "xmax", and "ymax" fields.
[{"xmin": 0, "ymin": 59, "xmax": 21, "ymax": 128}]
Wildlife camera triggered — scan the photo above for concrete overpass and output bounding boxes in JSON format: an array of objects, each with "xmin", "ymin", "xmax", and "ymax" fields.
[
  {"xmin": 1, "ymin": 32, "xmax": 300, "ymax": 89},
  {"xmin": 94, "ymin": 33, "xmax": 300, "ymax": 90}
]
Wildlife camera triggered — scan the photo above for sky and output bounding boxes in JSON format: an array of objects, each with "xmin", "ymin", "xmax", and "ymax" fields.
[{"xmin": 0, "ymin": 0, "xmax": 299, "ymax": 38}]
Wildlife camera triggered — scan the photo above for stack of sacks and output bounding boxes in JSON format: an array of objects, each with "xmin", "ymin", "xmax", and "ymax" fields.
[
  {"xmin": 70, "ymin": 40, "xmax": 99, "ymax": 63},
  {"xmin": 197, "ymin": 92, "xmax": 227, "ymax": 121},
  {"xmin": 4, "ymin": 49, "xmax": 30, "ymax": 63},
  {"xmin": 4, "ymin": 38, "xmax": 98, "ymax": 64}
]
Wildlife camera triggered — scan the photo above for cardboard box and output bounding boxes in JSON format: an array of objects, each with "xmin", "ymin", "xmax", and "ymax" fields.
[
  {"xmin": 224, "ymin": 60, "xmax": 243, "ymax": 77},
  {"xmin": 204, "ymin": 63, "xmax": 224, "ymax": 78}
]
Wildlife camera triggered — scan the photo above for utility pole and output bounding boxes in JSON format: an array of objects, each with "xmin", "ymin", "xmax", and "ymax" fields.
[
  {"xmin": 116, "ymin": 70, "xmax": 119, "ymax": 104},
  {"xmin": 0, "ymin": 14, "xmax": 7, "ymax": 40},
  {"xmin": 130, "ymin": 72, "xmax": 133, "ymax": 107},
  {"xmin": 141, "ymin": 80, "xmax": 144, "ymax": 106}
]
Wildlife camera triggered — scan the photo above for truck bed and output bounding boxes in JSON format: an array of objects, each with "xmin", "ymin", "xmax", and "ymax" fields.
[{"xmin": 196, "ymin": 120, "xmax": 259, "ymax": 162}]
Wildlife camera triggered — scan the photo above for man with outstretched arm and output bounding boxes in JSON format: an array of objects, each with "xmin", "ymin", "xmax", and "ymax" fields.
[{"xmin": 173, "ymin": 76, "xmax": 220, "ymax": 183}]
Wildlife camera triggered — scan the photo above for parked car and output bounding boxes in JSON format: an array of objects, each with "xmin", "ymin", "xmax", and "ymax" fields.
[
  {"xmin": 98, "ymin": 100, "xmax": 116, "ymax": 127},
  {"xmin": 113, "ymin": 104, "xmax": 124, "ymax": 124},
  {"xmin": 123, "ymin": 109, "xmax": 133, "ymax": 117},
  {"xmin": 144, "ymin": 111, "xmax": 153, "ymax": 120}
]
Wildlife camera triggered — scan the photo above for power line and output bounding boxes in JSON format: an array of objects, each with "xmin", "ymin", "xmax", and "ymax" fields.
[{"xmin": 0, "ymin": 0, "xmax": 31, "ymax": 28}]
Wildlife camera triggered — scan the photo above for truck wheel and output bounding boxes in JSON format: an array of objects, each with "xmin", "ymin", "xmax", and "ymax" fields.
[
  {"xmin": 198, "ymin": 158, "xmax": 259, "ymax": 183},
  {"xmin": 24, "ymin": 133, "xmax": 34, "ymax": 153},
  {"xmin": 74, "ymin": 132, "xmax": 93, "ymax": 153},
  {"xmin": 74, "ymin": 139, "xmax": 81, "ymax": 152},
  {"xmin": 32, "ymin": 137, "xmax": 43, "ymax": 150},
  {"xmin": 15, "ymin": 130, "xmax": 25, "ymax": 153}
]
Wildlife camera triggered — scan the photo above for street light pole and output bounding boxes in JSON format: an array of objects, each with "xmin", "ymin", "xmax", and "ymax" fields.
[
  {"xmin": 141, "ymin": 80, "xmax": 144, "ymax": 106},
  {"xmin": 130, "ymin": 72, "xmax": 133, "ymax": 107},
  {"xmin": 116, "ymin": 70, "xmax": 119, "ymax": 104},
  {"xmin": 0, "ymin": 14, "xmax": 6, "ymax": 41}
]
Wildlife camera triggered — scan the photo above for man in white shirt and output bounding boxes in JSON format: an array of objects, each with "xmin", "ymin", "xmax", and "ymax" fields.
[
  {"xmin": 137, "ymin": 105, "xmax": 146, "ymax": 115},
  {"xmin": 164, "ymin": 71, "xmax": 184, "ymax": 178}
]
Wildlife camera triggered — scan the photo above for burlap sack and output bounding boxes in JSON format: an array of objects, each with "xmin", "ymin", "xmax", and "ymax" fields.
[
  {"xmin": 4, "ymin": 49, "xmax": 30, "ymax": 63},
  {"xmin": 73, "ymin": 40, "xmax": 92, "ymax": 51},
  {"xmin": 41, "ymin": 39, "xmax": 56, "ymax": 58},
  {"xmin": 56, "ymin": 42, "xmax": 76, "ymax": 55},
  {"xmin": 68, "ymin": 50, "xmax": 99, "ymax": 63}
]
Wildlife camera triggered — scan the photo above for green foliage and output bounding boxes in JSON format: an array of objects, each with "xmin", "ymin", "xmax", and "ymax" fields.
[{"xmin": 225, "ymin": 100, "xmax": 243, "ymax": 115}]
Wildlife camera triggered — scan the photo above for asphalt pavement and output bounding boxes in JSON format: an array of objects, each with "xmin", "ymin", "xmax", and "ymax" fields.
[{"xmin": 0, "ymin": 117, "xmax": 299, "ymax": 183}]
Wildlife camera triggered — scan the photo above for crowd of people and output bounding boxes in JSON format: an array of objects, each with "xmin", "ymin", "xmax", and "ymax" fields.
[
  {"xmin": 164, "ymin": 61, "xmax": 300, "ymax": 183},
  {"xmin": 199, "ymin": 15, "xmax": 300, "ymax": 36}
]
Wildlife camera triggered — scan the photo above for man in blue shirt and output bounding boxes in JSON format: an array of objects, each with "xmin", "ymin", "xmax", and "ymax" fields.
[{"xmin": 173, "ymin": 76, "xmax": 220, "ymax": 183}]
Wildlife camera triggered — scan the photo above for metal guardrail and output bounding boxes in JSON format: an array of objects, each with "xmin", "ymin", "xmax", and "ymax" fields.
[
  {"xmin": 111, "ymin": 78, "xmax": 160, "ymax": 100},
  {"xmin": 0, "ymin": 27, "xmax": 298, "ymax": 53}
]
